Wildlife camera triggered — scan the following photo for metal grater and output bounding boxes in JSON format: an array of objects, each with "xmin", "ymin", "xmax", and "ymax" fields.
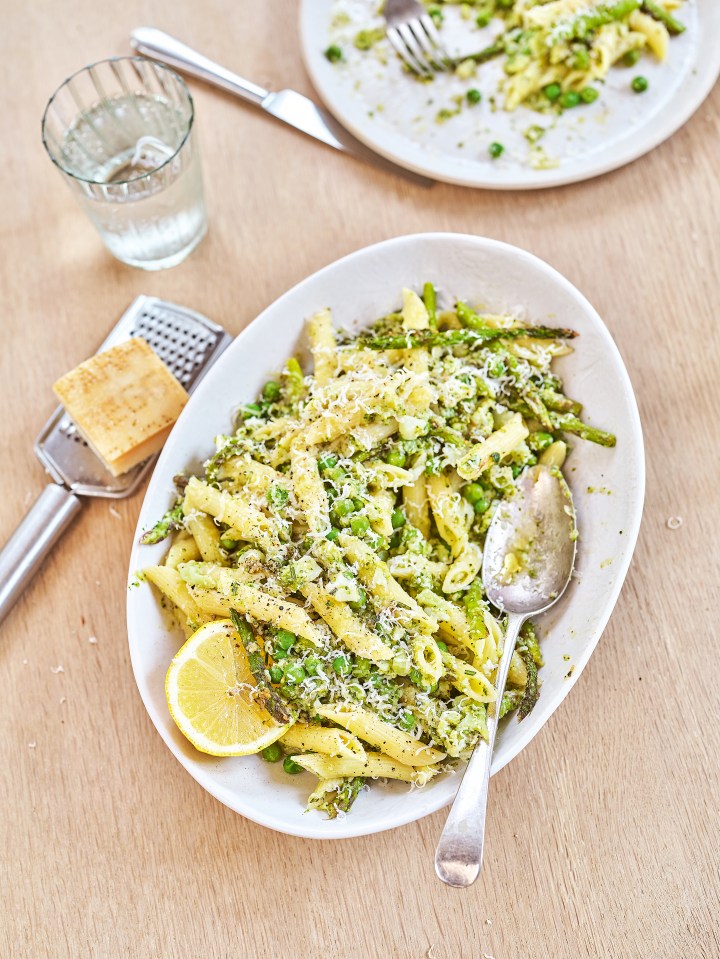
[
  {"xmin": 34, "ymin": 295, "xmax": 232, "ymax": 497},
  {"xmin": 0, "ymin": 296, "xmax": 232, "ymax": 626}
]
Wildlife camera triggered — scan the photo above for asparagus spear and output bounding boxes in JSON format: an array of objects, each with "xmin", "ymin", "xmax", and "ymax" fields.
[
  {"xmin": 229, "ymin": 609, "xmax": 292, "ymax": 725},
  {"xmin": 140, "ymin": 503, "xmax": 184, "ymax": 545},
  {"xmin": 309, "ymin": 776, "xmax": 366, "ymax": 819},
  {"xmin": 499, "ymin": 689, "xmax": 523, "ymax": 720},
  {"xmin": 359, "ymin": 325, "xmax": 577, "ymax": 351},
  {"xmin": 517, "ymin": 649, "xmax": 539, "ymax": 721},
  {"xmin": 641, "ymin": 0, "xmax": 685, "ymax": 34},
  {"xmin": 540, "ymin": 386, "xmax": 583, "ymax": 416},
  {"xmin": 456, "ymin": 301, "xmax": 495, "ymax": 332},
  {"xmin": 551, "ymin": 0, "xmax": 641, "ymax": 44},
  {"xmin": 423, "ymin": 282, "xmax": 438, "ymax": 330},
  {"xmin": 455, "ymin": 38, "xmax": 505, "ymax": 66},
  {"xmin": 517, "ymin": 380, "xmax": 554, "ymax": 430},
  {"xmin": 518, "ymin": 621, "xmax": 544, "ymax": 669},
  {"xmin": 549, "ymin": 412, "xmax": 617, "ymax": 447}
]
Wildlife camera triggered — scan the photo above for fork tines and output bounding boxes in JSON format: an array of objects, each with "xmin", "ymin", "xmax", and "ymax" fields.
[{"xmin": 386, "ymin": 13, "xmax": 452, "ymax": 77}]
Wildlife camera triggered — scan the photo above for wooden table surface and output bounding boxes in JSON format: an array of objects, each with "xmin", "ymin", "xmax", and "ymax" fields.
[{"xmin": 2, "ymin": 2, "xmax": 718, "ymax": 957}]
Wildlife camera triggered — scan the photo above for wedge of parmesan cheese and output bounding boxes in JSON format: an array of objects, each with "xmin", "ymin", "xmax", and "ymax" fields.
[{"xmin": 53, "ymin": 337, "xmax": 188, "ymax": 476}]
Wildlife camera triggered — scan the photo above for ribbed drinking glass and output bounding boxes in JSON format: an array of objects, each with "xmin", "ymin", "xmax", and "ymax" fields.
[{"xmin": 42, "ymin": 57, "xmax": 207, "ymax": 270}]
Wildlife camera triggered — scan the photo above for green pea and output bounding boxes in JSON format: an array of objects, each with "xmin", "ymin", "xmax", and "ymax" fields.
[
  {"xmin": 276, "ymin": 629, "xmax": 296, "ymax": 651},
  {"xmin": 473, "ymin": 497, "xmax": 490, "ymax": 515},
  {"xmin": 511, "ymin": 464, "xmax": 523, "ymax": 479},
  {"xmin": 466, "ymin": 88, "xmax": 482, "ymax": 105},
  {"xmin": 496, "ymin": 0, "xmax": 513, "ymax": 7},
  {"xmin": 219, "ymin": 536, "xmax": 238, "ymax": 551},
  {"xmin": 268, "ymin": 665, "xmax": 284, "ymax": 684},
  {"xmin": 410, "ymin": 667, "xmax": 423, "ymax": 686},
  {"xmin": 475, "ymin": 13, "xmax": 491, "ymax": 27},
  {"xmin": 318, "ymin": 452, "xmax": 338, "ymax": 472},
  {"xmin": 324, "ymin": 44, "xmax": 343, "ymax": 63},
  {"xmin": 580, "ymin": 86, "xmax": 599, "ymax": 104},
  {"xmin": 261, "ymin": 743, "xmax": 283, "ymax": 763},
  {"xmin": 488, "ymin": 141, "xmax": 504, "ymax": 159},
  {"xmin": 530, "ymin": 431, "xmax": 554, "ymax": 451},
  {"xmin": 324, "ymin": 466, "xmax": 347, "ymax": 483},
  {"xmin": 560, "ymin": 90, "xmax": 581, "ymax": 109},
  {"xmin": 350, "ymin": 515, "xmax": 370, "ymax": 536},
  {"xmin": 267, "ymin": 485, "xmax": 289, "ymax": 510},
  {"xmin": 305, "ymin": 656, "xmax": 322, "ymax": 676},
  {"xmin": 349, "ymin": 587, "xmax": 368, "ymax": 612},
  {"xmin": 391, "ymin": 510, "xmax": 406, "ymax": 529},
  {"xmin": 631, "ymin": 76, "xmax": 648, "ymax": 93},
  {"xmin": 262, "ymin": 381, "xmax": 281, "ymax": 402},
  {"xmin": 283, "ymin": 663, "xmax": 306, "ymax": 684},
  {"xmin": 386, "ymin": 447, "xmax": 406, "ymax": 468},
  {"xmin": 242, "ymin": 402, "xmax": 263, "ymax": 418},
  {"xmin": 436, "ymin": 640, "xmax": 448, "ymax": 653},
  {"xmin": 325, "ymin": 529, "xmax": 340, "ymax": 542},
  {"xmin": 272, "ymin": 647, "xmax": 289, "ymax": 661},
  {"xmin": 398, "ymin": 712, "xmax": 416, "ymax": 730},
  {"xmin": 352, "ymin": 497, "xmax": 365, "ymax": 511},
  {"xmin": 353, "ymin": 658, "xmax": 372, "ymax": 679},
  {"xmin": 333, "ymin": 655, "xmax": 351, "ymax": 676},
  {"xmin": 623, "ymin": 49, "xmax": 641, "ymax": 67},
  {"xmin": 463, "ymin": 482, "xmax": 485, "ymax": 505},
  {"xmin": 283, "ymin": 757, "xmax": 304, "ymax": 775},
  {"xmin": 544, "ymin": 83, "xmax": 561, "ymax": 102},
  {"xmin": 334, "ymin": 498, "xmax": 354, "ymax": 517}
]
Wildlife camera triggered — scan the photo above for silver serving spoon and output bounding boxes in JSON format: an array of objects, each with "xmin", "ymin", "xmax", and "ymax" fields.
[{"xmin": 435, "ymin": 465, "xmax": 577, "ymax": 887}]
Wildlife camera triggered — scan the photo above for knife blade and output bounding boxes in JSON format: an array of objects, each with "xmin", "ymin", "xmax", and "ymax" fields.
[{"xmin": 130, "ymin": 28, "xmax": 434, "ymax": 188}]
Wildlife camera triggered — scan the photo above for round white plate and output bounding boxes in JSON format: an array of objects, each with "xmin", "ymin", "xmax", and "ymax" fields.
[
  {"xmin": 299, "ymin": 1, "xmax": 719, "ymax": 189},
  {"xmin": 127, "ymin": 233, "xmax": 645, "ymax": 838}
]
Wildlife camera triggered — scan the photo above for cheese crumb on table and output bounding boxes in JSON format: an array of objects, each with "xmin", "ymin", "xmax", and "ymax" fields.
[{"xmin": 53, "ymin": 337, "xmax": 188, "ymax": 477}]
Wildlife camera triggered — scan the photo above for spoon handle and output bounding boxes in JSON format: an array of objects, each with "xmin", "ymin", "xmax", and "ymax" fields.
[{"xmin": 434, "ymin": 611, "xmax": 526, "ymax": 887}]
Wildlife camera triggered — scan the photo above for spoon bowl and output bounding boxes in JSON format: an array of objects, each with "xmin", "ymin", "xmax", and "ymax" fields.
[{"xmin": 483, "ymin": 465, "xmax": 577, "ymax": 616}]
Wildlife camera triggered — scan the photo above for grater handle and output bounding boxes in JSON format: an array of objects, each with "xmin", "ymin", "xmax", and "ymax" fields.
[{"xmin": 0, "ymin": 485, "xmax": 83, "ymax": 628}]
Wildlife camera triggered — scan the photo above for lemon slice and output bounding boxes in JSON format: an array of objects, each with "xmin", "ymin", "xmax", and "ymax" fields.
[{"xmin": 166, "ymin": 619, "xmax": 292, "ymax": 756}]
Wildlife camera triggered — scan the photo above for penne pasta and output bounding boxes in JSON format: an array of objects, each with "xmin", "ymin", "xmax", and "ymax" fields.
[
  {"xmin": 291, "ymin": 751, "xmax": 440, "ymax": 787},
  {"xmin": 316, "ymin": 704, "xmax": 445, "ymax": 767},
  {"xmin": 280, "ymin": 723, "xmax": 366, "ymax": 760}
]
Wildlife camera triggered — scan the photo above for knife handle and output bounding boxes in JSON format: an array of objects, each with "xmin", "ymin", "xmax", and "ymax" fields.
[{"xmin": 131, "ymin": 27, "xmax": 269, "ymax": 106}]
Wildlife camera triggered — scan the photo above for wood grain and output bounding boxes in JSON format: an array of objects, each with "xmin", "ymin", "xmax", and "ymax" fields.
[{"xmin": 1, "ymin": 2, "xmax": 719, "ymax": 957}]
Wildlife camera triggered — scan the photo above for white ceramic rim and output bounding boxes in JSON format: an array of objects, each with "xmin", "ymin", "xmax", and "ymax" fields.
[
  {"xmin": 127, "ymin": 233, "xmax": 645, "ymax": 838},
  {"xmin": 298, "ymin": 1, "xmax": 720, "ymax": 190}
]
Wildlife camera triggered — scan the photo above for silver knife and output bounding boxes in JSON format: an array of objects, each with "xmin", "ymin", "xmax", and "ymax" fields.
[{"xmin": 130, "ymin": 28, "xmax": 434, "ymax": 188}]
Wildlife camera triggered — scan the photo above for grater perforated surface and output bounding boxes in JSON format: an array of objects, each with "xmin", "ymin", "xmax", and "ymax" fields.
[{"xmin": 34, "ymin": 296, "xmax": 232, "ymax": 498}]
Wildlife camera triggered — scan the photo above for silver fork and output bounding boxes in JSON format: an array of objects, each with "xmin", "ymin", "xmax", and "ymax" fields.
[{"xmin": 384, "ymin": 0, "xmax": 453, "ymax": 77}]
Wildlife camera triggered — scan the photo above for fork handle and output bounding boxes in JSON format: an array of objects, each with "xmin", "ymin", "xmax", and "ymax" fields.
[
  {"xmin": 0, "ymin": 485, "xmax": 83, "ymax": 628},
  {"xmin": 131, "ymin": 27, "xmax": 269, "ymax": 105},
  {"xmin": 434, "ymin": 611, "xmax": 526, "ymax": 886}
]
